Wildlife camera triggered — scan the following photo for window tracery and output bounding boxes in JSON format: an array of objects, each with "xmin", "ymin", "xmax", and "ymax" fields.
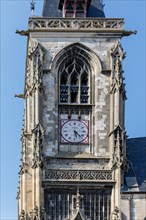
[
  {"xmin": 59, "ymin": 56, "xmax": 90, "ymax": 104},
  {"xmin": 44, "ymin": 188, "xmax": 111, "ymax": 220}
]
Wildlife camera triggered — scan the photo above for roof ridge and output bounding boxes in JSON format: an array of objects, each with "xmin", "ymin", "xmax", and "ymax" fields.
[{"xmin": 127, "ymin": 137, "xmax": 146, "ymax": 140}]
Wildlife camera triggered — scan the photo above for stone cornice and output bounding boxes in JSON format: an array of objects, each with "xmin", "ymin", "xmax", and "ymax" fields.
[
  {"xmin": 28, "ymin": 18, "xmax": 136, "ymax": 36},
  {"xmin": 42, "ymin": 181, "xmax": 115, "ymax": 188}
]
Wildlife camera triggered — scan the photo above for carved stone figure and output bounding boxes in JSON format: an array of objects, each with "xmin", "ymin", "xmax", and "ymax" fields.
[
  {"xmin": 112, "ymin": 206, "xmax": 120, "ymax": 220},
  {"xmin": 32, "ymin": 124, "xmax": 45, "ymax": 168},
  {"xmin": 20, "ymin": 210, "xmax": 25, "ymax": 220}
]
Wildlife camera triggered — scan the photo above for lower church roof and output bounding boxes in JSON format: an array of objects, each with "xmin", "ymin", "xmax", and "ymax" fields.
[{"xmin": 124, "ymin": 137, "xmax": 146, "ymax": 192}]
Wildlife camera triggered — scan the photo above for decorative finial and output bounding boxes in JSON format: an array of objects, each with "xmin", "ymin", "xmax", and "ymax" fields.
[{"xmin": 30, "ymin": 0, "xmax": 36, "ymax": 16}]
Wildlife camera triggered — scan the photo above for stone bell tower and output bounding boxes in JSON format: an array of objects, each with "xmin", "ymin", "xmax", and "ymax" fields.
[{"xmin": 17, "ymin": 0, "xmax": 135, "ymax": 219}]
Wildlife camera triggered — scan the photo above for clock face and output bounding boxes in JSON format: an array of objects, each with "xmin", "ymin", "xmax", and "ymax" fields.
[{"xmin": 61, "ymin": 120, "xmax": 89, "ymax": 144}]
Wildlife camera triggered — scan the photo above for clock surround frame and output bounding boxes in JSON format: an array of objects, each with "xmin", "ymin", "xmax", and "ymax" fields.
[{"xmin": 60, "ymin": 119, "xmax": 89, "ymax": 144}]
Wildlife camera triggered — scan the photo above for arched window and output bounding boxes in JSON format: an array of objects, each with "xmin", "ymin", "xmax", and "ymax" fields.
[
  {"xmin": 59, "ymin": 55, "xmax": 90, "ymax": 104},
  {"xmin": 60, "ymin": 0, "xmax": 88, "ymax": 18}
]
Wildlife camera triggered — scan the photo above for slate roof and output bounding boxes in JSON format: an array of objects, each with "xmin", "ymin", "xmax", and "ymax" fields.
[
  {"xmin": 42, "ymin": 0, "xmax": 105, "ymax": 17},
  {"xmin": 124, "ymin": 137, "xmax": 146, "ymax": 192}
]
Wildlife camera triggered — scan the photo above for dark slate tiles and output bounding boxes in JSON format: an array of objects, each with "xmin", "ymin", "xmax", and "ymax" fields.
[
  {"xmin": 42, "ymin": 0, "xmax": 105, "ymax": 17},
  {"xmin": 126, "ymin": 137, "xmax": 146, "ymax": 191}
]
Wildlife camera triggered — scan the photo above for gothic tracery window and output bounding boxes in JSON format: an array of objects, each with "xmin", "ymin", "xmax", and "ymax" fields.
[
  {"xmin": 59, "ymin": 56, "xmax": 90, "ymax": 104},
  {"xmin": 60, "ymin": 71, "xmax": 68, "ymax": 103},
  {"xmin": 45, "ymin": 188, "xmax": 111, "ymax": 220}
]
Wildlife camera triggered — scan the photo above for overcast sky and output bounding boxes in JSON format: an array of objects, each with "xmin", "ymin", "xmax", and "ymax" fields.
[{"xmin": 1, "ymin": 0, "xmax": 145, "ymax": 219}]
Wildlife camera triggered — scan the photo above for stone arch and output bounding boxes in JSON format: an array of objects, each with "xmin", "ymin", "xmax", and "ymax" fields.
[
  {"xmin": 52, "ymin": 42, "xmax": 102, "ymax": 73},
  {"xmin": 51, "ymin": 43, "xmax": 102, "ymax": 104},
  {"xmin": 74, "ymin": 212, "xmax": 85, "ymax": 220}
]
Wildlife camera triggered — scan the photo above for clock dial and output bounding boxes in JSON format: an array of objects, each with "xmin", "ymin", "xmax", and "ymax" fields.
[{"xmin": 61, "ymin": 120, "xmax": 89, "ymax": 144}]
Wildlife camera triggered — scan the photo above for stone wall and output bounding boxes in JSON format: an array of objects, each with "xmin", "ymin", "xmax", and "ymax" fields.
[
  {"xmin": 121, "ymin": 193, "xmax": 146, "ymax": 220},
  {"xmin": 31, "ymin": 35, "xmax": 118, "ymax": 159}
]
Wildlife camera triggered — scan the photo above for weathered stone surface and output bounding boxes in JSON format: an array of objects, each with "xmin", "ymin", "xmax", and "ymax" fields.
[{"xmin": 18, "ymin": 13, "xmax": 133, "ymax": 220}]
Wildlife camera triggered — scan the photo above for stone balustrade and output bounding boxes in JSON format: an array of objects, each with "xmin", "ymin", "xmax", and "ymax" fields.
[{"xmin": 28, "ymin": 18, "xmax": 124, "ymax": 31}]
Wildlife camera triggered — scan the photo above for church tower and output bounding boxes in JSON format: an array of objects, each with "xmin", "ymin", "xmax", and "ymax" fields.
[{"xmin": 17, "ymin": 1, "xmax": 135, "ymax": 219}]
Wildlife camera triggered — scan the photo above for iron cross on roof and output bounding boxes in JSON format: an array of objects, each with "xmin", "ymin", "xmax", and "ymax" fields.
[{"xmin": 30, "ymin": 0, "xmax": 36, "ymax": 16}]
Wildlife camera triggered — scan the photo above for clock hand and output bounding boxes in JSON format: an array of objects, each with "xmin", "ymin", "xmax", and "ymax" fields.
[
  {"xmin": 74, "ymin": 130, "xmax": 82, "ymax": 139},
  {"xmin": 74, "ymin": 130, "xmax": 78, "ymax": 138}
]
